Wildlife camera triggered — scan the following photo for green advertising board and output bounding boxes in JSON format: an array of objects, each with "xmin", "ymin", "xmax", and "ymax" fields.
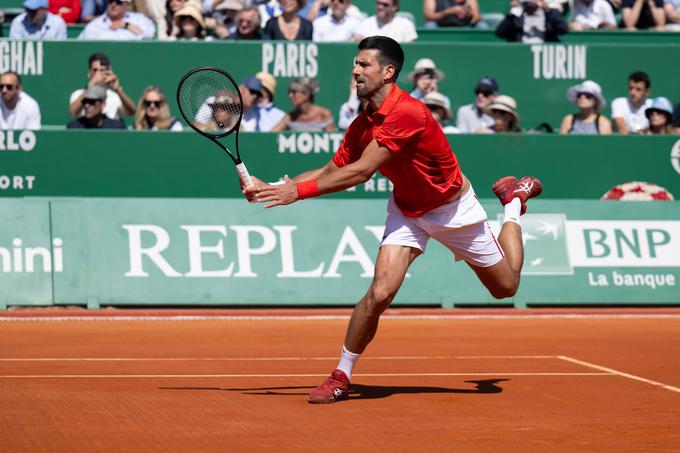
[
  {"xmin": 1, "ymin": 198, "xmax": 678, "ymax": 308},
  {"xmin": 1, "ymin": 130, "xmax": 679, "ymax": 200},
  {"xmin": 0, "ymin": 199, "xmax": 54, "ymax": 307},
  {"xmin": 2, "ymin": 40, "xmax": 679, "ymax": 129}
]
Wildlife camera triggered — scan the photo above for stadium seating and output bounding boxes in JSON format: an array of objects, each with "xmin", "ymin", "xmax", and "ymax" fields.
[{"xmin": 3, "ymin": 40, "xmax": 678, "ymax": 131}]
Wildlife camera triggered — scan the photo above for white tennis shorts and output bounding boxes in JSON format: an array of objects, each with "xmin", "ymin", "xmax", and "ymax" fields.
[{"xmin": 381, "ymin": 186, "xmax": 505, "ymax": 268}]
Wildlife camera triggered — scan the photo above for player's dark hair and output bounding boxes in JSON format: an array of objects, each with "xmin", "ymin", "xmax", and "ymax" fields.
[
  {"xmin": 357, "ymin": 36, "xmax": 404, "ymax": 81},
  {"xmin": 88, "ymin": 52, "xmax": 111, "ymax": 69},
  {"xmin": 628, "ymin": 71, "xmax": 650, "ymax": 89}
]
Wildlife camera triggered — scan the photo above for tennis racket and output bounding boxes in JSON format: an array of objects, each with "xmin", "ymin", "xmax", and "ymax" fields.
[{"xmin": 176, "ymin": 66, "xmax": 252, "ymax": 187}]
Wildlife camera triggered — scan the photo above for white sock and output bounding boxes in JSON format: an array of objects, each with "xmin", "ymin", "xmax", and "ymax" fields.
[
  {"xmin": 336, "ymin": 345, "xmax": 361, "ymax": 381},
  {"xmin": 503, "ymin": 198, "xmax": 522, "ymax": 225}
]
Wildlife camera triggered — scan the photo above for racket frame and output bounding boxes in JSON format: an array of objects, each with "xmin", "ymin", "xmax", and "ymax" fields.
[{"xmin": 176, "ymin": 66, "xmax": 252, "ymax": 186}]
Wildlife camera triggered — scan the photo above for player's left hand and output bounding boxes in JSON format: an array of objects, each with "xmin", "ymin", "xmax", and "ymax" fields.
[
  {"xmin": 241, "ymin": 175, "xmax": 268, "ymax": 203},
  {"xmin": 250, "ymin": 175, "xmax": 299, "ymax": 208}
]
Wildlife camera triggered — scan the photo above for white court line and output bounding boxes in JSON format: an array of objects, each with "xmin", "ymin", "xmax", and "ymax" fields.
[
  {"xmin": 1, "ymin": 314, "xmax": 680, "ymax": 322},
  {"xmin": 557, "ymin": 355, "xmax": 680, "ymax": 394},
  {"xmin": 0, "ymin": 372, "xmax": 612, "ymax": 379},
  {"xmin": 0, "ymin": 355, "xmax": 557, "ymax": 362}
]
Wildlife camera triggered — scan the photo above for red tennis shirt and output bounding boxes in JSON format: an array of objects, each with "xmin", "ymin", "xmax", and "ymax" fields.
[{"xmin": 332, "ymin": 84, "xmax": 463, "ymax": 218}]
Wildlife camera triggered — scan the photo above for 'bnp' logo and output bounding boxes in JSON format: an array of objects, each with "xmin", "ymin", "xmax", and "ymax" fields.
[{"xmin": 501, "ymin": 214, "xmax": 572, "ymax": 276}]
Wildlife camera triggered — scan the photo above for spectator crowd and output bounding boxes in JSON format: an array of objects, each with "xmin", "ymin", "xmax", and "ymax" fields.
[
  {"xmin": 3, "ymin": 0, "xmax": 680, "ymax": 42},
  {"xmin": 0, "ymin": 0, "xmax": 679, "ymax": 133}
]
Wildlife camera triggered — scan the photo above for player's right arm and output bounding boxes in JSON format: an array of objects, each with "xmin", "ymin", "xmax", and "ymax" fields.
[
  {"xmin": 241, "ymin": 161, "xmax": 334, "ymax": 203},
  {"xmin": 248, "ymin": 139, "xmax": 392, "ymax": 208},
  {"xmin": 290, "ymin": 160, "xmax": 336, "ymax": 183}
]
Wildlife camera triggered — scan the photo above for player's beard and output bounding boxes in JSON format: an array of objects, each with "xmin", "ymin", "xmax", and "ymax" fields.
[{"xmin": 355, "ymin": 80, "xmax": 374, "ymax": 99}]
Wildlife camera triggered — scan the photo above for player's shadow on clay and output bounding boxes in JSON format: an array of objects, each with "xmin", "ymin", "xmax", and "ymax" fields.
[{"xmin": 159, "ymin": 379, "xmax": 509, "ymax": 400}]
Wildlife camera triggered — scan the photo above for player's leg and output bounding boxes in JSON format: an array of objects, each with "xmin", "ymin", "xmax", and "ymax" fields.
[
  {"xmin": 468, "ymin": 251, "xmax": 521, "ymax": 299},
  {"xmin": 468, "ymin": 176, "xmax": 542, "ymax": 298},
  {"xmin": 344, "ymin": 244, "xmax": 422, "ymax": 354},
  {"xmin": 307, "ymin": 244, "xmax": 421, "ymax": 404},
  {"xmin": 308, "ymin": 198, "xmax": 428, "ymax": 404}
]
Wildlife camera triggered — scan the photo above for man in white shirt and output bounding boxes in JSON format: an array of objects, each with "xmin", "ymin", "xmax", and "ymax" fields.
[
  {"xmin": 569, "ymin": 0, "xmax": 617, "ymax": 29},
  {"xmin": 0, "ymin": 71, "xmax": 41, "ymax": 130},
  {"xmin": 78, "ymin": 0, "xmax": 156, "ymax": 40},
  {"xmin": 9, "ymin": 0, "xmax": 67, "ymax": 39},
  {"xmin": 611, "ymin": 71, "xmax": 654, "ymax": 135},
  {"xmin": 69, "ymin": 52, "xmax": 136, "ymax": 121},
  {"xmin": 354, "ymin": 0, "xmax": 417, "ymax": 42},
  {"xmin": 313, "ymin": 0, "xmax": 360, "ymax": 42}
]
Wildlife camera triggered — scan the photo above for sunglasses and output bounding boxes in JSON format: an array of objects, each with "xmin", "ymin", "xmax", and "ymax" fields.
[
  {"xmin": 82, "ymin": 98, "xmax": 101, "ymax": 106},
  {"xmin": 475, "ymin": 90, "xmax": 493, "ymax": 97},
  {"xmin": 417, "ymin": 68, "xmax": 436, "ymax": 79},
  {"xmin": 0, "ymin": 84, "xmax": 16, "ymax": 91},
  {"xmin": 331, "ymin": 0, "xmax": 346, "ymax": 3},
  {"xmin": 577, "ymin": 92, "xmax": 595, "ymax": 99},
  {"xmin": 143, "ymin": 100, "xmax": 162, "ymax": 108},
  {"xmin": 376, "ymin": 1, "xmax": 392, "ymax": 7},
  {"xmin": 109, "ymin": 0, "xmax": 129, "ymax": 6}
]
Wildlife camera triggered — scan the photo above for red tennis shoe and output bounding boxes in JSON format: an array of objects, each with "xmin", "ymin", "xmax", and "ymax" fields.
[
  {"xmin": 492, "ymin": 176, "xmax": 543, "ymax": 215},
  {"xmin": 308, "ymin": 369, "xmax": 350, "ymax": 404}
]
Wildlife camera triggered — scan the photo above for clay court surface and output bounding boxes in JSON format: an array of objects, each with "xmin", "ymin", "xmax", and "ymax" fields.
[{"xmin": 1, "ymin": 308, "xmax": 679, "ymax": 452}]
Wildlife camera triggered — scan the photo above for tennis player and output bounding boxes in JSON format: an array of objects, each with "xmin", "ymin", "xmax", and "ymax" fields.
[{"xmin": 243, "ymin": 36, "xmax": 542, "ymax": 404}]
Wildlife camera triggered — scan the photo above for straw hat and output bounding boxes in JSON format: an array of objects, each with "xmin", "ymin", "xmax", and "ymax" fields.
[
  {"xmin": 255, "ymin": 72, "xmax": 277, "ymax": 99},
  {"xmin": 407, "ymin": 58, "xmax": 445, "ymax": 83},
  {"xmin": 174, "ymin": 4, "xmax": 205, "ymax": 29},
  {"xmin": 422, "ymin": 91, "xmax": 452, "ymax": 120},
  {"xmin": 566, "ymin": 80, "xmax": 606, "ymax": 111},
  {"xmin": 489, "ymin": 95, "xmax": 520, "ymax": 125}
]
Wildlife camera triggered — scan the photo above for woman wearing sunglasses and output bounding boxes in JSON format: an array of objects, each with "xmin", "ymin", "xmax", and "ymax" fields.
[
  {"xmin": 133, "ymin": 86, "xmax": 182, "ymax": 131},
  {"xmin": 271, "ymin": 77, "xmax": 335, "ymax": 132},
  {"xmin": 559, "ymin": 80, "xmax": 612, "ymax": 135}
]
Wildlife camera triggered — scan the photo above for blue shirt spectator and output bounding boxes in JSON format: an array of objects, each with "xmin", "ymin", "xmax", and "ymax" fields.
[
  {"xmin": 81, "ymin": 0, "xmax": 110, "ymax": 23},
  {"xmin": 246, "ymin": 71, "xmax": 286, "ymax": 132},
  {"xmin": 242, "ymin": 101, "xmax": 286, "ymax": 132},
  {"xmin": 9, "ymin": 0, "xmax": 68, "ymax": 39}
]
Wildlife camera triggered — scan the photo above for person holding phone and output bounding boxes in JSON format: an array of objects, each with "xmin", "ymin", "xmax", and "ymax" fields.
[{"xmin": 68, "ymin": 52, "xmax": 136, "ymax": 120}]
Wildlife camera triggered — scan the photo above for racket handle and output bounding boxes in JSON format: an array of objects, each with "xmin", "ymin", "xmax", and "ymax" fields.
[{"xmin": 236, "ymin": 162, "xmax": 252, "ymax": 187}]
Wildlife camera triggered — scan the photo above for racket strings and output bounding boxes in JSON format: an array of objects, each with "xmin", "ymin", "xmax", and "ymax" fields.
[{"xmin": 178, "ymin": 70, "xmax": 243, "ymax": 137}]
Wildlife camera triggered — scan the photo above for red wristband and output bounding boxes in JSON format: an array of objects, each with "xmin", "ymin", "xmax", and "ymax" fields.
[{"xmin": 296, "ymin": 179, "xmax": 320, "ymax": 200}]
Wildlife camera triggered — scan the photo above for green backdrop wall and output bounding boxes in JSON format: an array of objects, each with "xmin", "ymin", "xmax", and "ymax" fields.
[{"xmin": 1, "ymin": 131, "xmax": 679, "ymax": 199}]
